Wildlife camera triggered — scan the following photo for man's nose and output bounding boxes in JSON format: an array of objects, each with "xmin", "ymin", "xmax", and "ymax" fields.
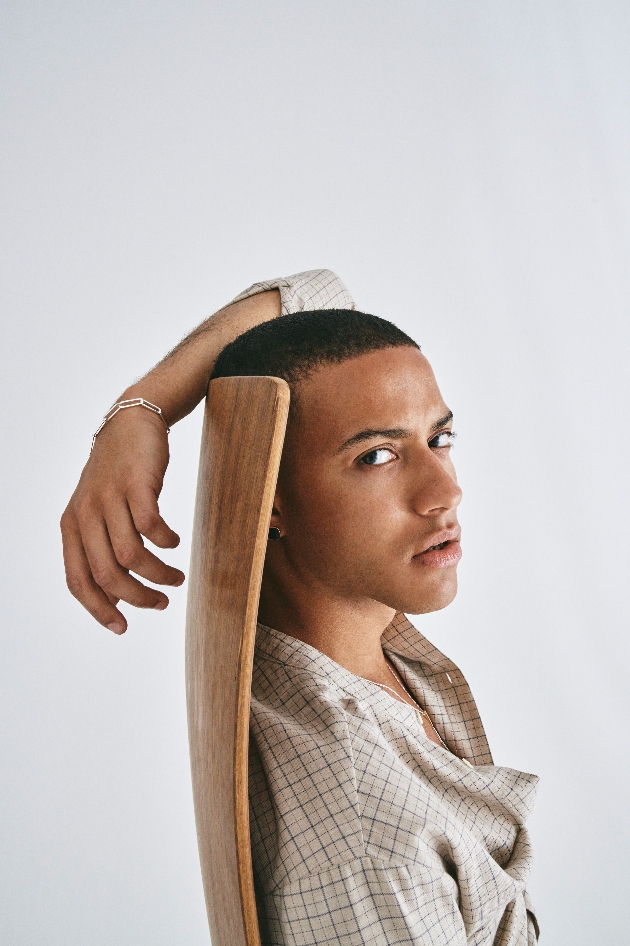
[{"xmin": 411, "ymin": 452, "xmax": 462, "ymax": 516}]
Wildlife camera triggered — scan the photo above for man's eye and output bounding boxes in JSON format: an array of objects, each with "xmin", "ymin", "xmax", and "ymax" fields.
[
  {"xmin": 359, "ymin": 448, "xmax": 396, "ymax": 466},
  {"xmin": 429, "ymin": 431, "xmax": 456, "ymax": 448}
]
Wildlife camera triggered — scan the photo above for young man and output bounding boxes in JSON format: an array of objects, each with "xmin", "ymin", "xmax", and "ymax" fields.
[{"xmin": 61, "ymin": 271, "xmax": 538, "ymax": 945}]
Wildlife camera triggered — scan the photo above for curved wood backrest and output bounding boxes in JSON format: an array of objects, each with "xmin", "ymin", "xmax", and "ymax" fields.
[{"xmin": 185, "ymin": 376, "xmax": 290, "ymax": 946}]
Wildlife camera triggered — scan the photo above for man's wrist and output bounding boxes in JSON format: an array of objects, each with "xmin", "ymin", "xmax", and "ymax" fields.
[
  {"xmin": 91, "ymin": 392, "xmax": 171, "ymax": 448},
  {"xmin": 117, "ymin": 385, "xmax": 179, "ymax": 429}
]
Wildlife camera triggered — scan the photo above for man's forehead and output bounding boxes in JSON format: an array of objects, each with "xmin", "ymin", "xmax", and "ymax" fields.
[
  {"xmin": 298, "ymin": 345, "xmax": 437, "ymax": 396},
  {"xmin": 293, "ymin": 346, "xmax": 449, "ymax": 444}
]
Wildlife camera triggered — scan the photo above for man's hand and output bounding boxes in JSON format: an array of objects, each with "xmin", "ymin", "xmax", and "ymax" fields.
[{"xmin": 61, "ymin": 408, "xmax": 185, "ymax": 634}]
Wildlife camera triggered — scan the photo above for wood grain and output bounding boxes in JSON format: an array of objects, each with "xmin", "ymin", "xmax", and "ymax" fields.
[{"xmin": 185, "ymin": 376, "xmax": 290, "ymax": 946}]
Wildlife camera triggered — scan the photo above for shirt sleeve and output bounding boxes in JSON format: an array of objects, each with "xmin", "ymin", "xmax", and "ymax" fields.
[
  {"xmin": 231, "ymin": 268, "xmax": 356, "ymax": 315},
  {"xmin": 262, "ymin": 861, "xmax": 537, "ymax": 946},
  {"xmin": 263, "ymin": 856, "xmax": 469, "ymax": 946}
]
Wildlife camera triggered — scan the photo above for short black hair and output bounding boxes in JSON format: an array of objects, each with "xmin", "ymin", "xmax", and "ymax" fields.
[{"xmin": 211, "ymin": 309, "xmax": 419, "ymax": 391}]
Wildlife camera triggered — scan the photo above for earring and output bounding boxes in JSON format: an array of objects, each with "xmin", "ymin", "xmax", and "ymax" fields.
[{"xmin": 268, "ymin": 527, "xmax": 281, "ymax": 540}]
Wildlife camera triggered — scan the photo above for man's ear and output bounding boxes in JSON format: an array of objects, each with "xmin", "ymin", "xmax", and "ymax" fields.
[{"xmin": 269, "ymin": 492, "xmax": 285, "ymax": 534}]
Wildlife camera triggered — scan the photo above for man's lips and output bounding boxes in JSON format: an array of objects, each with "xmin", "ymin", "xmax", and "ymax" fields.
[
  {"xmin": 413, "ymin": 529, "xmax": 462, "ymax": 567},
  {"xmin": 417, "ymin": 528, "xmax": 460, "ymax": 554}
]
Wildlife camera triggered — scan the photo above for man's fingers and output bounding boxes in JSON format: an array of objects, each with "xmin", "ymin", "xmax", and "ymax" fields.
[
  {"xmin": 106, "ymin": 499, "xmax": 185, "ymax": 587},
  {"xmin": 61, "ymin": 511, "xmax": 128, "ymax": 633},
  {"xmin": 79, "ymin": 513, "xmax": 171, "ymax": 611},
  {"xmin": 127, "ymin": 488, "xmax": 181, "ymax": 549}
]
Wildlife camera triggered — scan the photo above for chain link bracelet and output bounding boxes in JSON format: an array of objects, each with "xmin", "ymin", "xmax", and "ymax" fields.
[{"xmin": 91, "ymin": 398, "xmax": 170, "ymax": 452}]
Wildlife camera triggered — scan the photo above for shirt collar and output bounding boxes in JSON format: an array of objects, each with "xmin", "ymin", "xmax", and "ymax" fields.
[
  {"xmin": 254, "ymin": 615, "xmax": 493, "ymax": 766},
  {"xmin": 255, "ymin": 612, "xmax": 456, "ymax": 672}
]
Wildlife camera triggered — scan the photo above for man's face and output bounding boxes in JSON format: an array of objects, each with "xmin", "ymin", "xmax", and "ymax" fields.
[{"xmin": 270, "ymin": 345, "xmax": 462, "ymax": 615}]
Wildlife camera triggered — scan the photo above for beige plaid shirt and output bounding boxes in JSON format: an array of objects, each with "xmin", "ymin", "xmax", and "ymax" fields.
[{"xmin": 233, "ymin": 272, "xmax": 539, "ymax": 945}]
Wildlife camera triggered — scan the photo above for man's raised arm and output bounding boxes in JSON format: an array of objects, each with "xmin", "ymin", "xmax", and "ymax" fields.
[
  {"xmin": 60, "ymin": 289, "xmax": 281, "ymax": 635},
  {"xmin": 60, "ymin": 269, "xmax": 355, "ymax": 635}
]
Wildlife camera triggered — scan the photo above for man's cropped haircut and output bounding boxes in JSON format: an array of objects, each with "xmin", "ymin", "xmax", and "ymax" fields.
[{"xmin": 211, "ymin": 310, "xmax": 420, "ymax": 393}]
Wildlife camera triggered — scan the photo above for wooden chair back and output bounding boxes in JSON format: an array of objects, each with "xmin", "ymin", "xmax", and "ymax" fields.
[{"xmin": 185, "ymin": 376, "xmax": 290, "ymax": 946}]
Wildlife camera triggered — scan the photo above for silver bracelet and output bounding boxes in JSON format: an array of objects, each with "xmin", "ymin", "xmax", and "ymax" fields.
[{"xmin": 91, "ymin": 398, "xmax": 170, "ymax": 452}]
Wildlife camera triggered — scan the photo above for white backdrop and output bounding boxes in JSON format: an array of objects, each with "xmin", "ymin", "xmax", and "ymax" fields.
[{"xmin": 2, "ymin": 2, "xmax": 629, "ymax": 943}]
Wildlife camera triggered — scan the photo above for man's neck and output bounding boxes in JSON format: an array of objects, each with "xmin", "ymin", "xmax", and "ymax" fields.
[{"xmin": 257, "ymin": 572, "xmax": 395, "ymax": 681}]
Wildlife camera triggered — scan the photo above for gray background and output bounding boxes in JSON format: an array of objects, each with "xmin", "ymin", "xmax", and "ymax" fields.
[{"xmin": 2, "ymin": 1, "xmax": 629, "ymax": 943}]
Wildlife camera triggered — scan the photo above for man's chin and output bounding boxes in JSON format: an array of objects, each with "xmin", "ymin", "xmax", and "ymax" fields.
[{"xmin": 380, "ymin": 572, "xmax": 459, "ymax": 616}]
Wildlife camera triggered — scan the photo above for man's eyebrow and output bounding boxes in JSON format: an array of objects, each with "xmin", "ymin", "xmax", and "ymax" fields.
[
  {"xmin": 337, "ymin": 428, "xmax": 412, "ymax": 453},
  {"xmin": 337, "ymin": 413, "xmax": 454, "ymax": 453},
  {"xmin": 431, "ymin": 411, "xmax": 453, "ymax": 432}
]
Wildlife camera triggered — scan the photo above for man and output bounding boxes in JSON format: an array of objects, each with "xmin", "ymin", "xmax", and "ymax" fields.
[{"xmin": 61, "ymin": 270, "xmax": 538, "ymax": 945}]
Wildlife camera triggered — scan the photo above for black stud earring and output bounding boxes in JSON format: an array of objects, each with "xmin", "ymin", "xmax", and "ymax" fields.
[{"xmin": 268, "ymin": 527, "xmax": 281, "ymax": 540}]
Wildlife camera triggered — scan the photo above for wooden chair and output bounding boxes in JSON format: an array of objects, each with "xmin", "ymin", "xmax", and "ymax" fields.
[{"xmin": 185, "ymin": 376, "xmax": 290, "ymax": 946}]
